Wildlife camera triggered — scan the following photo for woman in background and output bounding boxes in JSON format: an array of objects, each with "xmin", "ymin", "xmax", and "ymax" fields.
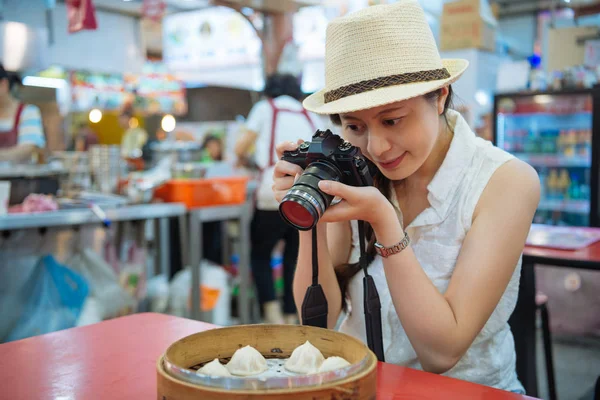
[
  {"xmin": 0, "ymin": 65, "xmax": 46, "ymax": 162},
  {"xmin": 119, "ymin": 104, "xmax": 147, "ymax": 158},
  {"xmin": 202, "ymin": 134, "xmax": 223, "ymax": 162},
  {"xmin": 236, "ymin": 73, "xmax": 319, "ymax": 324}
]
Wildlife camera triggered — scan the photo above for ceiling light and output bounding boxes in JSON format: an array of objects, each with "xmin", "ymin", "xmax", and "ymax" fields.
[
  {"xmin": 89, "ymin": 109, "xmax": 103, "ymax": 123},
  {"xmin": 161, "ymin": 114, "xmax": 176, "ymax": 133}
]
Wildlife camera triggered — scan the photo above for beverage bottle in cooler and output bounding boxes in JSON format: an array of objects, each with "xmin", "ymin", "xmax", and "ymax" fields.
[
  {"xmin": 558, "ymin": 169, "xmax": 571, "ymax": 199},
  {"xmin": 569, "ymin": 175, "xmax": 581, "ymax": 200},
  {"xmin": 580, "ymin": 183, "xmax": 590, "ymax": 200},
  {"xmin": 582, "ymin": 129, "xmax": 592, "ymax": 159},
  {"xmin": 538, "ymin": 168, "xmax": 547, "ymax": 201},
  {"xmin": 565, "ymin": 130, "xmax": 577, "ymax": 157},
  {"xmin": 557, "ymin": 130, "xmax": 566, "ymax": 155},
  {"xmin": 547, "ymin": 169, "xmax": 559, "ymax": 199}
]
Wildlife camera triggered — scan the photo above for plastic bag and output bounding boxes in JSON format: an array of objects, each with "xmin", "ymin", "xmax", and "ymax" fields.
[
  {"xmin": 103, "ymin": 226, "xmax": 147, "ymax": 313},
  {"xmin": 168, "ymin": 260, "xmax": 231, "ymax": 326},
  {"xmin": 146, "ymin": 274, "xmax": 169, "ymax": 313},
  {"xmin": 6, "ymin": 255, "xmax": 89, "ymax": 342},
  {"xmin": 76, "ymin": 297, "xmax": 103, "ymax": 327},
  {"xmin": 67, "ymin": 248, "xmax": 135, "ymax": 319}
]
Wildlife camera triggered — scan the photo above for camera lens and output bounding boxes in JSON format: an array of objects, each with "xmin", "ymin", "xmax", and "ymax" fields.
[{"xmin": 279, "ymin": 161, "xmax": 342, "ymax": 230}]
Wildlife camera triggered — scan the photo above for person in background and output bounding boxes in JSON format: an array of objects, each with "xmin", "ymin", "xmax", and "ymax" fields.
[
  {"xmin": 235, "ymin": 73, "xmax": 320, "ymax": 325},
  {"xmin": 201, "ymin": 134, "xmax": 223, "ymax": 161},
  {"xmin": 0, "ymin": 65, "xmax": 46, "ymax": 162},
  {"xmin": 119, "ymin": 105, "xmax": 147, "ymax": 158},
  {"xmin": 72, "ymin": 121, "xmax": 99, "ymax": 152}
]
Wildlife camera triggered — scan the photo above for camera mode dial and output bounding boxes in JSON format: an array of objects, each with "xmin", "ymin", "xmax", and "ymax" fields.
[{"xmin": 339, "ymin": 141, "xmax": 352, "ymax": 151}]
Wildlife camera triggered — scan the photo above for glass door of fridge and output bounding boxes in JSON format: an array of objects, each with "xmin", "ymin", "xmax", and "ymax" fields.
[{"xmin": 495, "ymin": 92, "xmax": 593, "ymax": 226}]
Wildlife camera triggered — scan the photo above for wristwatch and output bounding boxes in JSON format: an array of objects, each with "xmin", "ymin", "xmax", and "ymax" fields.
[{"xmin": 374, "ymin": 231, "xmax": 410, "ymax": 258}]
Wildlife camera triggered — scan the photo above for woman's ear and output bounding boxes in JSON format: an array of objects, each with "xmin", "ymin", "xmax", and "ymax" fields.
[{"xmin": 437, "ymin": 86, "xmax": 450, "ymax": 115}]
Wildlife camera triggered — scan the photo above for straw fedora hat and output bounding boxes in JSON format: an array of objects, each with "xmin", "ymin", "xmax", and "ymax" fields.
[{"xmin": 303, "ymin": 0, "xmax": 469, "ymax": 115}]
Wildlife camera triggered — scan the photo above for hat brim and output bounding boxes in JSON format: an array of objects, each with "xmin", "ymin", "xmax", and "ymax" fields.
[{"xmin": 303, "ymin": 59, "xmax": 469, "ymax": 115}]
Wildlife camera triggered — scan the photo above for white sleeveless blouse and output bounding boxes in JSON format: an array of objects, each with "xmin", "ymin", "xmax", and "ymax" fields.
[{"xmin": 339, "ymin": 110, "xmax": 524, "ymax": 393}]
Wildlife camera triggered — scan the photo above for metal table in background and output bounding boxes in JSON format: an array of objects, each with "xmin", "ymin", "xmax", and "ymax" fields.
[
  {"xmin": 0, "ymin": 203, "xmax": 187, "ymax": 278},
  {"xmin": 182, "ymin": 202, "xmax": 252, "ymax": 325}
]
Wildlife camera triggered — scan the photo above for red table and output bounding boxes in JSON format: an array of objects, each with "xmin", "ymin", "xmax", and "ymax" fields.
[
  {"xmin": 0, "ymin": 313, "xmax": 536, "ymax": 400},
  {"xmin": 510, "ymin": 230, "xmax": 600, "ymax": 398},
  {"xmin": 523, "ymin": 240, "xmax": 600, "ymax": 269}
]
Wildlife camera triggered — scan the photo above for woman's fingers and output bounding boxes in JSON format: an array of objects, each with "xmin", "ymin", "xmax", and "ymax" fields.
[
  {"xmin": 318, "ymin": 180, "xmax": 358, "ymax": 202},
  {"xmin": 276, "ymin": 140, "xmax": 300, "ymax": 159},
  {"xmin": 319, "ymin": 200, "xmax": 353, "ymax": 223},
  {"xmin": 273, "ymin": 160, "xmax": 303, "ymax": 179},
  {"xmin": 272, "ymin": 176, "xmax": 296, "ymax": 192}
]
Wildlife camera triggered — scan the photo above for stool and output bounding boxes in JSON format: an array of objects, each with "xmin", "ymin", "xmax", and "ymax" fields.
[{"xmin": 536, "ymin": 292, "xmax": 557, "ymax": 400}]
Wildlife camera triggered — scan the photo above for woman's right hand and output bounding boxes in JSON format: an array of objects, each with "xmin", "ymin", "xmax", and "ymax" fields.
[{"xmin": 272, "ymin": 140, "xmax": 305, "ymax": 203}]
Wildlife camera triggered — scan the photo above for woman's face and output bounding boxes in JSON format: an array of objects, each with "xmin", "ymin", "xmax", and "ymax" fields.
[
  {"xmin": 339, "ymin": 91, "xmax": 447, "ymax": 181},
  {"xmin": 206, "ymin": 139, "xmax": 222, "ymax": 160}
]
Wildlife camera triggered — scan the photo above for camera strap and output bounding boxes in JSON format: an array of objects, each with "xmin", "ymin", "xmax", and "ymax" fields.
[
  {"xmin": 300, "ymin": 228, "xmax": 328, "ymax": 329},
  {"xmin": 358, "ymin": 220, "xmax": 386, "ymax": 362},
  {"xmin": 301, "ymin": 222, "xmax": 385, "ymax": 362}
]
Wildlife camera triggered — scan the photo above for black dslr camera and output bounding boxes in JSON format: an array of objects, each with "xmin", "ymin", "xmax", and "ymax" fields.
[{"xmin": 279, "ymin": 129, "xmax": 374, "ymax": 230}]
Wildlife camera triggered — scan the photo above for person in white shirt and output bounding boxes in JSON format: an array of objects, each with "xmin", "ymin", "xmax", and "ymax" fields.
[
  {"xmin": 236, "ymin": 74, "xmax": 320, "ymax": 324},
  {"xmin": 0, "ymin": 65, "xmax": 46, "ymax": 162},
  {"xmin": 271, "ymin": 1, "xmax": 540, "ymax": 394}
]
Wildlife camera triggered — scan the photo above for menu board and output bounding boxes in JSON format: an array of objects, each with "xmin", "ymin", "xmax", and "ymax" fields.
[
  {"xmin": 70, "ymin": 71, "xmax": 126, "ymax": 111},
  {"xmin": 124, "ymin": 62, "xmax": 187, "ymax": 115},
  {"xmin": 163, "ymin": 7, "xmax": 262, "ymax": 72},
  {"xmin": 69, "ymin": 63, "xmax": 186, "ymax": 114}
]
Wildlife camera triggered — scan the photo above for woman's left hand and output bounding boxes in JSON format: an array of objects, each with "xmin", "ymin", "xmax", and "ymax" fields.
[{"xmin": 317, "ymin": 180, "xmax": 396, "ymax": 230}]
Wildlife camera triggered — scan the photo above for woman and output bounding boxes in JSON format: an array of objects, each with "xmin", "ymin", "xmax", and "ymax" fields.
[
  {"xmin": 272, "ymin": 1, "xmax": 539, "ymax": 393},
  {"xmin": 202, "ymin": 134, "xmax": 223, "ymax": 161},
  {"xmin": 72, "ymin": 121, "xmax": 99, "ymax": 152},
  {"xmin": 119, "ymin": 105, "xmax": 147, "ymax": 158},
  {"xmin": 0, "ymin": 65, "xmax": 46, "ymax": 162},
  {"xmin": 236, "ymin": 73, "xmax": 319, "ymax": 324}
]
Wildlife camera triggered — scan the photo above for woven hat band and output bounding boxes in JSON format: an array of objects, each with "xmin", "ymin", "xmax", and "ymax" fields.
[{"xmin": 323, "ymin": 67, "xmax": 451, "ymax": 104}]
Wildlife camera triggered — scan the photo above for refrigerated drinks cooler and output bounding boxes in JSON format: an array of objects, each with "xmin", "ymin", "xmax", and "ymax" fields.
[{"xmin": 493, "ymin": 87, "xmax": 600, "ymax": 227}]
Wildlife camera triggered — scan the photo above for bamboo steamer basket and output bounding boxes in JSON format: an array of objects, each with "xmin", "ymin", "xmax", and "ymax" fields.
[{"xmin": 157, "ymin": 324, "xmax": 377, "ymax": 399}]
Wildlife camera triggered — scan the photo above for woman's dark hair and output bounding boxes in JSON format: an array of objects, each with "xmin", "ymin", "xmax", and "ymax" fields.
[
  {"xmin": 120, "ymin": 104, "xmax": 134, "ymax": 119},
  {"xmin": 333, "ymin": 85, "xmax": 454, "ymax": 310},
  {"xmin": 263, "ymin": 73, "xmax": 303, "ymax": 101},
  {"xmin": 0, "ymin": 64, "xmax": 22, "ymax": 91}
]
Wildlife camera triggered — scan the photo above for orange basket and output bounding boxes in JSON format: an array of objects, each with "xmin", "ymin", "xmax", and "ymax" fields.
[{"xmin": 154, "ymin": 177, "xmax": 249, "ymax": 209}]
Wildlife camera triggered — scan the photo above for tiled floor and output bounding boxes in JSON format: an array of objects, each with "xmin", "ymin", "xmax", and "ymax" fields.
[{"xmin": 536, "ymin": 332, "xmax": 600, "ymax": 400}]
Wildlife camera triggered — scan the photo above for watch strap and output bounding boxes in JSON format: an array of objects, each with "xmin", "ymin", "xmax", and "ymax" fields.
[{"xmin": 374, "ymin": 231, "xmax": 410, "ymax": 258}]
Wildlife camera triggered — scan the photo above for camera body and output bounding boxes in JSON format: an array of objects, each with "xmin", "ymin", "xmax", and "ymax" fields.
[
  {"xmin": 279, "ymin": 130, "xmax": 373, "ymax": 230},
  {"xmin": 282, "ymin": 129, "xmax": 373, "ymax": 188}
]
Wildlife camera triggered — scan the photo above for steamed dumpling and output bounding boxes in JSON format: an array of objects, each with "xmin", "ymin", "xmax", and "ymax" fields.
[
  {"xmin": 318, "ymin": 356, "xmax": 351, "ymax": 372},
  {"xmin": 285, "ymin": 340, "xmax": 325, "ymax": 374},
  {"xmin": 197, "ymin": 358, "xmax": 232, "ymax": 377},
  {"xmin": 226, "ymin": 345, "xmax": 268, "ymax": 376}
]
